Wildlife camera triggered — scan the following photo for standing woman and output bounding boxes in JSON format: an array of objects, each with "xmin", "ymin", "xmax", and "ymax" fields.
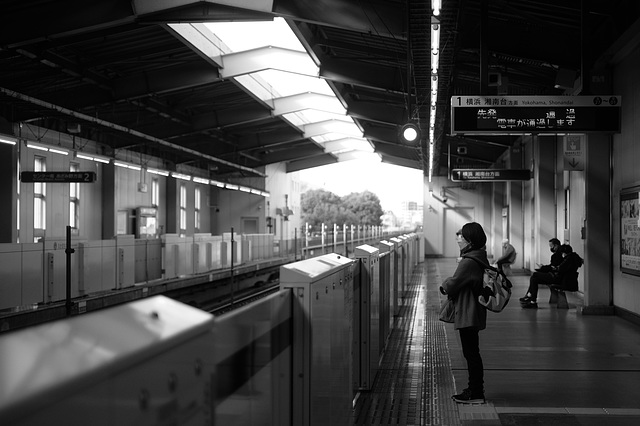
[{"xmin": 441, "ymin": 222, "xmax": 488, "ymax": 404}]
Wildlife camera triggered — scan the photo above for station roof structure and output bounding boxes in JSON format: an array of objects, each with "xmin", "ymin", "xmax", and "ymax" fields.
[{"xmin": 1, "ymin": 1, "xmax": 638, "ymax": 180}]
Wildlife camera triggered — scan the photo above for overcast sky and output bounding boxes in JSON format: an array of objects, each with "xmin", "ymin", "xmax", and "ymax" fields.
[{"xmin": 298, "ymin": 159, "xmax": 424, "ymax": 212}]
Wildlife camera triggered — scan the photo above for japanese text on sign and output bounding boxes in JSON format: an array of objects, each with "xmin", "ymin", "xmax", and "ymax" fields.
[
  {"xmin": 451, "ymin": 96, "xmax": 621, "ymax": 134},
  {"xmin": 21, "ymin": 171, "xmax": 97, "ymax": 183},
  {"xmin": 451, "ymin": 169, "xmax": 531, "ymax": 182}
]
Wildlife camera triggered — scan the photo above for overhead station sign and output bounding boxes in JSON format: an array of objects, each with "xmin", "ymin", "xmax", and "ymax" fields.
[
  {"xmin": 451, "ymin": 96, "xmax": 621, "ymax": 134},
  {"xmin": 451, "ymin": 169, "xmax": 531, "ymax": 182},
  {"xmin": 21, "ymin": 171, "xmax": 97, "ymax": 183}
]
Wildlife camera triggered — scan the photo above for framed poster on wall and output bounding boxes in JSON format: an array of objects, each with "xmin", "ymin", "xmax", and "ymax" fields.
[{"xmin": 620, "ymin": 185, "xmax": 640, "ymax": 276}]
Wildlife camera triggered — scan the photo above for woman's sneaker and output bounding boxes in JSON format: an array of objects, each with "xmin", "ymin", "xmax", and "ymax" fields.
[
  {"xmin": 521, "ymin": 300, "xmax": 538, "ymax": 309},
  {"xmin": 519, "ymin": 295, "xmax": 531, "ymax": 303},
  {"xmin": 452, "ymin": 388, "xmax": 485, "ymax": 404}
]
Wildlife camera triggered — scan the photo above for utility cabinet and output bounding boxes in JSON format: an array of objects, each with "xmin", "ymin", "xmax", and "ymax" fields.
[
  {"xmin": 354, "ymin": 244, "xmax": 381, "ymax": 391},
  {"xmin": 280, "ymin": 253, "xmax": 355, "ymax": 426}
]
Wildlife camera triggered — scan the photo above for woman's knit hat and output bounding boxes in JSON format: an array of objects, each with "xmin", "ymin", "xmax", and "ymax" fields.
[{"xmin": 460, "ymin": 222, "xmax": 487, "ymax": 249}]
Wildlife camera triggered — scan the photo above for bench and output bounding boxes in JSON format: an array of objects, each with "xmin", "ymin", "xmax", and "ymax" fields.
[
  {"xmin": 548, "ymin": 285, "xmax": 572, "ymax": 309},
  {"xmin": 546, "ymin": 271, "xmax": 579, "ymax": 309}
]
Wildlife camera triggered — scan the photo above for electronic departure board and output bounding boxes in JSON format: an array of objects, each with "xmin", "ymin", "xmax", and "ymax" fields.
[{"xmin": 451, "ymin": 96, "xmax": 621, "ymax": 135}]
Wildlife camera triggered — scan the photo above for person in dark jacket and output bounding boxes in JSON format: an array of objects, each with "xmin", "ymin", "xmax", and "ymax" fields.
[
  {"xmin": 520, "ymin": 244, "xmax": 584, "ymax": 309},
  {"xmin": 441, "ymin": 222, "xmax": 488, "ymax": 404},
  {"xmin": 534, "ymin": 238, "xmax": 563, "ymax": 272}
]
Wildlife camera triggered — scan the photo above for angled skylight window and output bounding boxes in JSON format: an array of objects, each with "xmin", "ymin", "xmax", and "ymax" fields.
[
  {"xmin": 207, "ymin": 19, "xmax": 305, "ymax": 52},
  {"xmin": 173, "ymin": 17, "xmax": 379, "ymax": 160}
]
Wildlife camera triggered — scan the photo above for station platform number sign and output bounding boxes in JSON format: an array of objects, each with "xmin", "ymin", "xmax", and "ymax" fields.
[
  {"xmin": 21, "ymin": 171, "xmax": 97, "ymax": 183},
  {"xmin": 451, "ymin": 95, "xmax": 621, "ymax": 134},
  {"xmin": 451, "ymin": 169, "xmax": 531, "ymax": 182}
]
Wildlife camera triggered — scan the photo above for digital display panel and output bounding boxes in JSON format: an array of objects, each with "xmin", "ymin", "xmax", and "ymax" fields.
[{"xmin": 451, "ymin": 96, "xmax": 621, "ymax": 134}]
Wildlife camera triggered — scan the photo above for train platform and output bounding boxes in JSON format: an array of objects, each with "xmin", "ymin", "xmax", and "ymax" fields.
[{"xmin": 354, "ymin": 257, "xmax": 640, "ymax": 426}]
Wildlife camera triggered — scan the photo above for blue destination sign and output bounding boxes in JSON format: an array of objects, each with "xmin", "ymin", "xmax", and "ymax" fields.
[
  {"xmin": 451, "ymin": 169, "xmax": 531, "ymax": 182},
  {"xmin": 21, "ymin": 171, "xmax": 97, "ymax": 183},
  {"xmin": 451, "ymin": 96, "xmax": 621, "ymax": 134}
]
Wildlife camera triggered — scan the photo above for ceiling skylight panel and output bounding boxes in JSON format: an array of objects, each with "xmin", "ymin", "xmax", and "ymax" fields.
[
  {"xmin": 322, "ymin": 138, "xmax": 374, "ymax": 153},
  {"xmin": 304, "ymin": 120, "xmax": 362, "ymax": 139},
  {"xmin": 283, "ymin": 113, "xmax": 306, "ymax": 127},
  {"xmin": 336, "ymin": 151, "xmax": 379, "ymax": 162},
  {"xmin": 282, "ymin": 110, "xmax": 350, "ymax": 125},
  {"xmin": 202, "ymin": 17, "xmax": 377, "ymax": 160},
  {"xmin": 251, "ymin": 68, "xmax": 327, "ymax": 96},
  {"xmin": 234, "ymin": 74, "xmax": 277, "ymax": 104},
  {"xmin": 274, "ymin": 93, "xmax": 346, "ymax": 117},
  {"xmin": 220, "ymin": 47, "xmax": 318, "ymax": 79},
  {"xmin": 206, "ymin": 18, "xmax": 306, "ymax": 53}
]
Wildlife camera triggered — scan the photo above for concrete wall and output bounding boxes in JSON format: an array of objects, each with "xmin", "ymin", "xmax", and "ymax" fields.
[{"xmin": 422, "ymin": 175, "xmax": 493, "ymax": 259}]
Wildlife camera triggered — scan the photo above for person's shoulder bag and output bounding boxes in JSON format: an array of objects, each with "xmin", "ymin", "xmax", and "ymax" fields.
[{"xmin": 439, "ymin": 297, "xmax": 455, "ymax": 323}]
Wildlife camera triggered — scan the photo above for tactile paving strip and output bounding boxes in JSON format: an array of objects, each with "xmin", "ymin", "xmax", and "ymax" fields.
[
  {"xmin": 422, "ymin": 260, "xmax": 461, "ymax": 425},
  {"xmin": 353, "ymin": 261, "xmax": 460, "ymax": 425}
]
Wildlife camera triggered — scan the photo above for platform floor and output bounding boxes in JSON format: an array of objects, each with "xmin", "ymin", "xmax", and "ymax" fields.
[{"xmin": 353, "ymin": 257, "xmax": 640, "ymax": 425}]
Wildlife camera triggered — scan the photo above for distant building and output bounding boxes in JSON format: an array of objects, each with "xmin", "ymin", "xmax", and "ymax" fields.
[
  {"xmin": 399, "ymin": 201, "xmax": 423, "ymax": 230},
  {"xmin": 382, "ymin": 201, "xmax": 423, "ymax": 231}
]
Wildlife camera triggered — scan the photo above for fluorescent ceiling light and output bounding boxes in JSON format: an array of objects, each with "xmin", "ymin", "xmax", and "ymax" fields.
[
  {"xmin": 433, "ymin": 0, "xmax": 441, "ymax": 16},
  {"xmin": 49, "ymin": 148, "xmax": 69, "ymax": 156},
  {"xmin": 171, "ymin": 172, "xmax": 191, "ymax": 181},
  {"xmin": 26, "ymin": 143, "xmax": 49, "ymax": 152},
  {"xmin": 114, "ymin": 161, "xmax": 141, "ymax": 170},
  {"xmin": 26, "ymin": 142, "xmax": 68, "ymax": 155},
  {"xmin": 92, "ymin": 155, "xmax": 111, "ymax": 164},
  {"xmin": 193, "ymin": 177, "xmax": 210, "ymax": 184},
  {"xmin": 76, "ymin": 153, "xmax": 94, "ymax": 161},
  {"xmin": 147, "ymin": 168, "xmax": 170, "ymax": 176},
  {"xmin": 0, "ymin": 136, "xmax": 16, "ymax": 145}
]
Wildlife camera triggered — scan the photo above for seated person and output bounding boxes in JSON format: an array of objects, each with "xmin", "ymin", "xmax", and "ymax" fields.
[
  {"xmin": 535, "ymin": 238, "xmax": 563, "ymax": 272},
  {"xmin": 520, "ymin": 244, "xmax": 584, "ymax": 309},
  {"xmin": 496, "ymin": 239, "xmax": 517, "ymax": 273}
]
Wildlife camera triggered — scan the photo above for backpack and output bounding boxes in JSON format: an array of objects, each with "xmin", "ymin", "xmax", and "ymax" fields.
[{"xmin": 464, "ymin": 256, "xmax": 513, "ymax": 312}]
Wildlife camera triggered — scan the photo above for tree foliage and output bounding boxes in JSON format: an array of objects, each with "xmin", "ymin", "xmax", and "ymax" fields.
[{"xmin": 301, "ymin": 189, "xmax": 384, "ymax": 227}]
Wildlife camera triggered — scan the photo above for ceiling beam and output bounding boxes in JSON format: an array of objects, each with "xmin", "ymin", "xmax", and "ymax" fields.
[
  {"xmin": 275, "ymin": 0, "xmax": 405, "ymax": 36},
  {"xmin": 113, "ymin": 62, "xmax": 222, "ymax": 100},
  {"xmin": 347, "ymin": 100, "xmax": 407, "ymax": 126},
  {"xmin": 261, "ymin": 144, "xmax": 326, "ymax": 164},
  {"xmin": 319, "ymin": 56, "xmax": 407, "ymax": 92},
  {"xmin": 286, "ymin": 153, "xmax": 338, "ymax": 172},
  {"xmin": 380, "ymin": 155, "xmax": 422, "ymax": 170},
  {"xmin": 0, "ymin": 86, "xmax": 266, "ymax": 177},
  {"xmin": 1, "ymin": 0, "xmax": 135, "ymax": 48}
]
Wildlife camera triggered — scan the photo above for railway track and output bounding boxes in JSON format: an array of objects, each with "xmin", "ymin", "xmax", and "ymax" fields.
[{"xmin": 207, "ymin": 281, "xmax": 280, "ymax": 315}]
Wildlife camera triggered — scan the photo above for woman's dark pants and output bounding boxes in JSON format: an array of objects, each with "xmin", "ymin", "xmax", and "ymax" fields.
[
  {"xmin": 459, "ymin": 327, "xmax": 483, "ymax": 394},
  {"xmin": 526, "ymin": 271, "xmax": 557, "ymax": 300}
]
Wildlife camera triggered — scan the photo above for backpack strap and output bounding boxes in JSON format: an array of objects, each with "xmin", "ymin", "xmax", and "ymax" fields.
[
  {"xmin": 463, "ymin": 255, "xmax": 512, "ymax": 289},
  {"xmin": 461, "ymin": 255, "xmax": 490, "ymax": 296},
  {"xmin": 461, "ymin": 255, "xmax": 495, "ymax": 272}
]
